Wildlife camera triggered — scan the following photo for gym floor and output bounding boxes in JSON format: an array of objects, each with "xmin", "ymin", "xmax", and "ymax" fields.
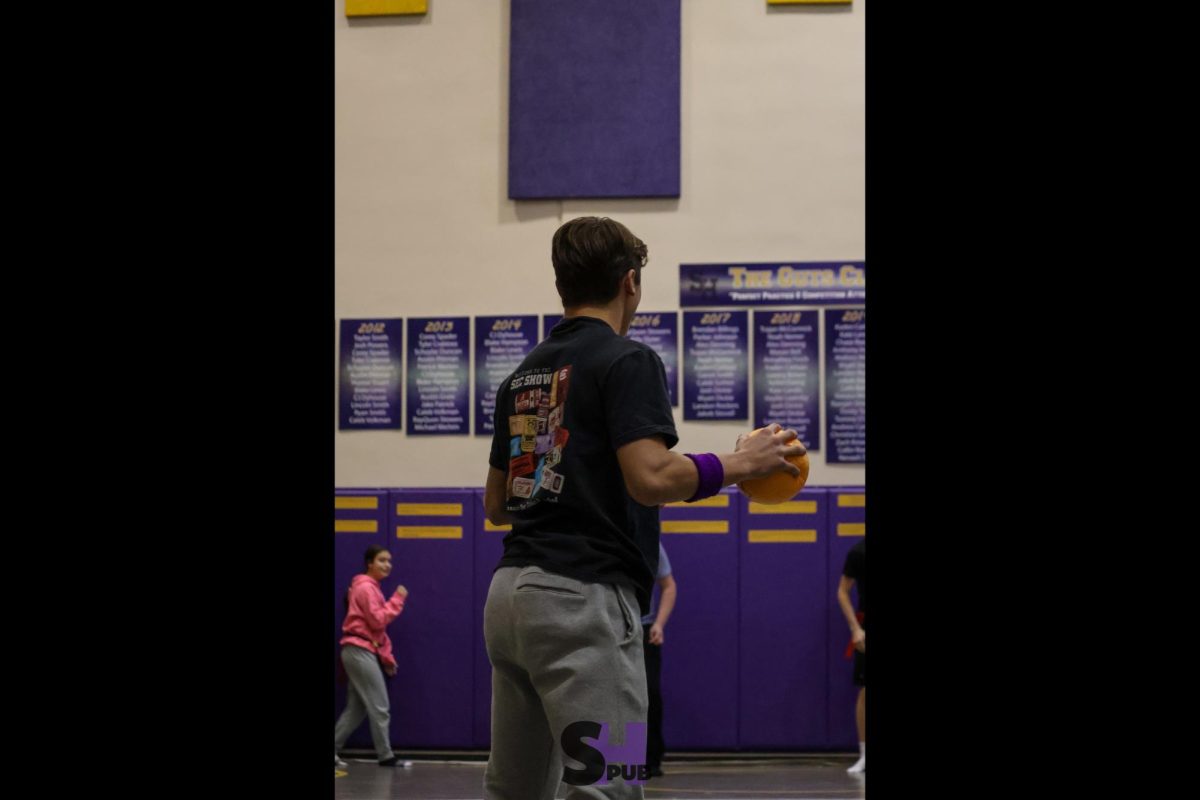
[{"xmin": 334, "ymin": 752, "xmax": 866, "ymax": 799}]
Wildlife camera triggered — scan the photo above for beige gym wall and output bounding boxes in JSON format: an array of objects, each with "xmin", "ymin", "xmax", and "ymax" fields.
[{"xmin": 335, "ymin": 0, "xmax": 865, "ymax": 487}]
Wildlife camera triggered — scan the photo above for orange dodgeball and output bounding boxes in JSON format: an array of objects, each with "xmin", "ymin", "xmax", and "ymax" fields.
[{"xmin": 737, "ymin": 427, "xmax": 810, "ymax": 504}]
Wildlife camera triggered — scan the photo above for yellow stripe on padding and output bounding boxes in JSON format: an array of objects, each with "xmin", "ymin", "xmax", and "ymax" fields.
[
  {"xmin": 748, "ymin": 529, "xmax": 818, "ymax": 543},
  {"xmin": 396, "ymin": 503, "xmax": 463, "ymax": 516},
  {"xmin": 396, "ymin": 526, "xmax": 463, "ymax": 539},
  {"xmin": 837, "ymin": 494, "xmax": 866, "ymax": 507},
  {"xmin": 335, "ymin": 496, "xmax": 379, "ymax": 510},
  {"xmin": 665, "ymin": 495, "xmax": 730, "ymax": 509},
  {"xmin": 345, "ymin": 0, "xmax": 427, "ymax": 17},
  {"xmin": 484, "ymin": 520, "xmax": 512, "ymax": 531},
  {"xmin": 838, "ymin": 523, "xmax": 866, "ymax": 537},
  {"xmin": 661, "ymin": 520, "xmax": 729, "ymax": 534},
  {"xmin": 335, "ymin": 519, "xmax": 378, "ymax": 533},
  {"xmin": 749, "ymin": 500, "xmax": 817, "ymax": 515}
]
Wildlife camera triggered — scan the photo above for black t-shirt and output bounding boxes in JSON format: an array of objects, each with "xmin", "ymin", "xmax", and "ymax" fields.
[
  {"xmin": 488, "ymin": 315, "xmax": 678, "ymax": 614},
  {"xmin": 842, "ymin": 539, "xmax": 866, "ymax": 616}
]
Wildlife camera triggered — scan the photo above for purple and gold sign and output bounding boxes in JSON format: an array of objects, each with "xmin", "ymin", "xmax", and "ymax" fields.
[{"xmin": 681, "ymin": 262, "xmax": 865, "ymax": 308}]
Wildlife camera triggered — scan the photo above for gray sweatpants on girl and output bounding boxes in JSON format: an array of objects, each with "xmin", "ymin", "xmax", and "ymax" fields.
[
  {"xmin": 483, "ymin": 565, "xmax": 647, "ymax": 800},
  {"xmin": 334, "ymin": 644, "xmax": 394, "ymax": 762}
]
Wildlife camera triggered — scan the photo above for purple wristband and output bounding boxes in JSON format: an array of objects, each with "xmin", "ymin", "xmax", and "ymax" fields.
[{"xmin": 684, "ymin": 453, "xmax": 725, "ymax": 503}]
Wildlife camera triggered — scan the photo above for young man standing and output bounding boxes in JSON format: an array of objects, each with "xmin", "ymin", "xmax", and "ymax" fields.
[{"xmin": 482, "ymin": 216, "xmax": 805, "ymax": 800}]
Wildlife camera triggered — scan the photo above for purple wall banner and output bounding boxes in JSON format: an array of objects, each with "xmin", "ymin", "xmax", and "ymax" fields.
[
  {"xmin": 626, "ymin": 311, "xmax": 679, "ymax": 406},
  {"xmin": 406, "ymin": 317, "xmax": 470, "ymax": 435},
  {"xmin": 339, "ymin": 319, "xmax": 403, "ymax": 430},
  {"xmin": 336, "ymin": 482, "xmax": 872, "ymax": 750},
  {"xmin": 683, "ymin": 310, "xmax": 748, "ymax": 421},
  {"xmin": 754, "ymin": 310, "xmax": 820, "ymax": 450},
  {"xmin": 475, "ymin": 315, "xmax": 538, "ymax": 436},
  {"xmin": 508, "ymin": 0, "xmax": 680, "ymax": 199},
  {"xmin": 824, "ymin": 309, "xmax": 866, "ymax": 463},
  {"xmin": 680, "ymin": 262, "xmax": 866, "ymax": 308},
  {"xmin": 542, "ymin": 313, "xmax": 563, "ymax": 340}
]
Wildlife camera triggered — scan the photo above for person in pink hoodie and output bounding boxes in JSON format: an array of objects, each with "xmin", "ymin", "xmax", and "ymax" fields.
[{"xmin": 334, "ymin": 545, "xmax": 412, "ymax": 767}]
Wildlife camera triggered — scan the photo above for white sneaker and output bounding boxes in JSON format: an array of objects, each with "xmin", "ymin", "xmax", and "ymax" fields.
[
  {"xmin": 335, "ymin": 756, "xmax": 348, "ymax": 768},
  {"xmin": 847, "ymin": 757, "xmax": 865, "ymax": 774}
]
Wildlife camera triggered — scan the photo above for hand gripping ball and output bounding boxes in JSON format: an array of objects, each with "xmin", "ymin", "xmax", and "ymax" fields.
[{"xmin": 737, "ymin": 427, "xmax": 810, "ymax": 504}]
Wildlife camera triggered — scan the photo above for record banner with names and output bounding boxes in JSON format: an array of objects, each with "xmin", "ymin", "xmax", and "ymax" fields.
[
  {"xmin": 753, "ymin": 310, "xmax": 820, "ymax": 450},
  {"xmin": 626, "ymin": 311, "xmax": 679, "ymax": 406},
  {"xmin": 824, "ymin": 309, "xmax": 865, "ymax": 463},
  {"xmin": 339, "ymin": 318, "xmax": 403, "ymax": 430},
  {"xmin": 407, "ymin": 317, "xmax": 470, "ymax": 435},
  {"xmin": 683, "ymin": 310, "xmax": 748, "ymax": 421},
  {"xmin": 475, "ymin": 315, "xmax": 538, "ymax": 435}
]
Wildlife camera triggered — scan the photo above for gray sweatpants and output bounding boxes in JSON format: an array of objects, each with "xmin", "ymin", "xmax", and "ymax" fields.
[
  {"xmin": 483, "ymin": 565, "xmax": 647, "ymax": 800},
  {"xmin": 333, "ymin": 644, "xmax": 394, "ymax": 762}
]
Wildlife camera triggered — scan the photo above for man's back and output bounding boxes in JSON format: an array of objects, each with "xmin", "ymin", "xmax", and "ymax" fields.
[{"xmin": 488, "ymin": 314, "xmax": 677, "ymax": 614}]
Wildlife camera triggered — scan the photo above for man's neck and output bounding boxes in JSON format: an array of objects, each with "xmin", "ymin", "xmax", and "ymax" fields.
[{"xmin": 563, "ymin": 304, "xmax": 624, "ymax": 335}]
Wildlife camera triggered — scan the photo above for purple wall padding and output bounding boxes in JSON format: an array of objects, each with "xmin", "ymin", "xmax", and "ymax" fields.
[
  {"xmin": 472, "ymin": 489, "xmax": 508, "ymax": 747},
  {"xmin": 508, "ymin": 0, "xmax": 681, "ymax": 199},
  {"xmin": 738, "ymin": 488, "xmax": 830, "ymax": 749},
  {"xmin": 826, "ymin": 487, "xmax": 866, "ymax": 750},
  {"xmin": 659, "ymin": 489, "xmax": 741, "ymax": 749},
  {"xmin": 334, "ymin": 489, "xmax": 389, "ymax": 748},
  {"xmin": 336, "ymin": 484, "xmax": 864, "ymax": 751},
  {"xmin": 385, "ymin": 489, "xmax": 476, "ymax": 747}
]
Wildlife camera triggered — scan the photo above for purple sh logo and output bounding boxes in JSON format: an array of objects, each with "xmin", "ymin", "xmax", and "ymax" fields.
[{"xmin": 560, "ymin": 721, "xmax": 649, "ymax": 786}]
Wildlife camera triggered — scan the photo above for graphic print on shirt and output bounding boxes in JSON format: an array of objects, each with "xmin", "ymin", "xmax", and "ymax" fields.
[{"xmin": 506, "ymin": 364, "xmax": 571, "ymax": 509}]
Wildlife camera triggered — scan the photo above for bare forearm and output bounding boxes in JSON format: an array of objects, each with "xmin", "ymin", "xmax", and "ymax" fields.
[
  {"xmin": 626, "ymin": 450, "xmax": 756, "ymax": 506},
  {"xmin": 654, "ymin": 585, "xmax": 676, "ymax": 628},
  {"xmin": 635, "ymin": 453, "xmax": 704, "ymax": 506},
  {"xmin": 717, "ymin": 450, "xmax": 767, "ymax": 486},
  {"xmin": 619, "ymin": 428, "xmax": 805, "ymax": 507},
  {"xmin": 487, "ymin": 505, "xmax": 513, "ymax": 526},
  {"xmin": 837, "ymin": 588, "xmax": 862, "ymax": 634},
  {"xmin": 484, "ymin": 466, "xmax": 513, "ymax": 525}
]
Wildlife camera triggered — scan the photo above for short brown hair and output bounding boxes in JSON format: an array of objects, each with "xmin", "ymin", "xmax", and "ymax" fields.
[{"xmin": 551, "ymin": 217, "xmax": 648, "ymax": 307}]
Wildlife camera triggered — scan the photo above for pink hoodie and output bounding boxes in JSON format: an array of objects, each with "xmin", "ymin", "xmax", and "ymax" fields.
[{"xmin": 340, "ymin": 573, "xmax": 406, "ymax": 670}]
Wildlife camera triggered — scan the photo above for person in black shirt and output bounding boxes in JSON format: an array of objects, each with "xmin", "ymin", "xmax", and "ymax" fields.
[
  {"xmin": 481, "ymin": 216, "xmax": 806, "ymax": 800},
  {"xmin": 837, "ymin": 538, "xmax": 866, "ymax": 774}
]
